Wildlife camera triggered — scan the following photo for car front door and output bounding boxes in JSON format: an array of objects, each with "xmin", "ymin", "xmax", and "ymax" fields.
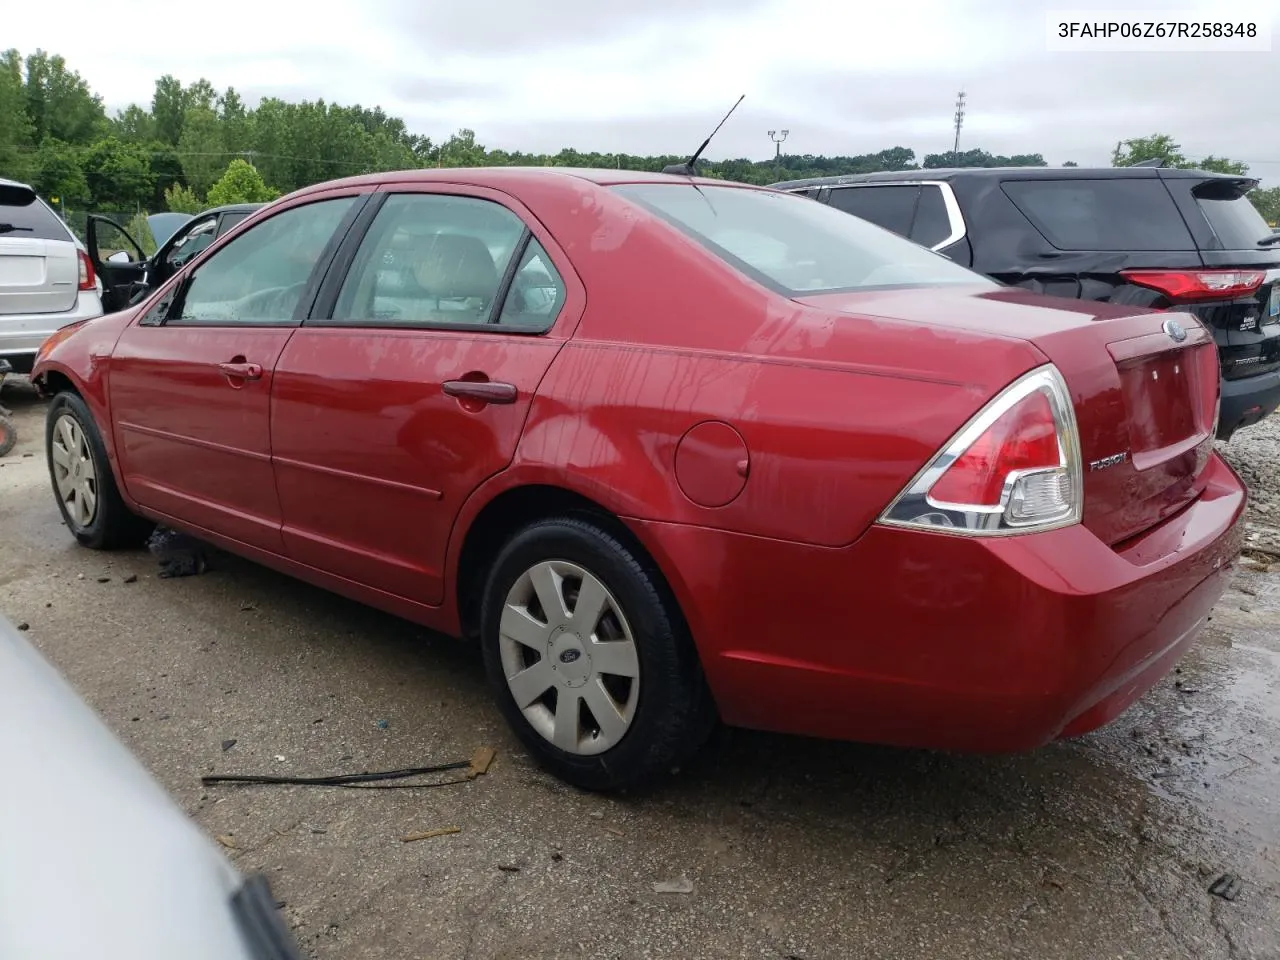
[
  {"xmin": 107, "ymin": 192, "xmax": 365, "ymax": 553},
  {"xmin": 86, "ymin": 215, "xmax": 148, "ymax": 312},
  {"xmin": 269, "ymin": 187, "xmax": 583, "ymax": 605}
]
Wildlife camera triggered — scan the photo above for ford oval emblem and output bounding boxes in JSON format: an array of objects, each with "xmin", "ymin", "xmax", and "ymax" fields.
[
  {"xmin": 559, "ymin": 648, "xmax": 582, "ymax": 664},
  {"xmin": 1163, "ymin": 318, "xmax": 1188, "ymax": 343}
]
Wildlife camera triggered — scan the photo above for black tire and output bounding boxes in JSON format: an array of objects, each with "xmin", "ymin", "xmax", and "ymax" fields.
[
  {"xmin": 45, "ymin": 391, "xmax": 153, "ymax": 550},
  {"xmin": 0, "ymin": 415, "xmax": 14, "ymax": 458},
  {"xmin": 479, "ymin": 515, "xmax": 717, "ymax": 792}
]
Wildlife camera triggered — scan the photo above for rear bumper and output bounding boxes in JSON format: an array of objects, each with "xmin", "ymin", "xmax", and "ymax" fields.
[
  {"xmin": 0, "ymin": 292, "xmax": 104, "ymax": 371},
  {"xmin": 1218, "ymin": 367, "xmax": 1280, "ymax": 440},
  {"xmin": 629, "ymin": 453, "xmax": 1245, "ymax": 752}
]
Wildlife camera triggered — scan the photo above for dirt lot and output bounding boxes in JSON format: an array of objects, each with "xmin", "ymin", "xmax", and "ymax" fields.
[{"xmin": 2, "ymin": 379, "xmax": 1279, "ymax": 960}]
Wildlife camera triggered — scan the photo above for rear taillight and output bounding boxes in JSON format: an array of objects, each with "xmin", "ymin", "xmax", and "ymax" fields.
[
  {"xmin": 77, "ymin": 250, "xmax": 96, "ymax": 292},
  {"xmin": 1120, "ymin": 269, "xmax": 1265, "ymax": 302},
  {"xmin": 879, "ymin": 365, "xmax": 1083, "ymax": 536}
]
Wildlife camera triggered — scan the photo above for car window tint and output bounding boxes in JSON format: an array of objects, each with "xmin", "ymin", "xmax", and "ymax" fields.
[
  {"xmin": 0, "ymin": 194, "xmax": 72, "ymax": 243},
  {"xmin": 217, "ymin": 212, "xmax": 250, "ymax": 236},
  {"xmin": 332, "ymin": 194, "xmax": 526, "ymax": 327},
  {"xmin": 175, "ymin": 197, "xmax": 354, "ymax": 325},
  {"xmin": 911, "ymin": 186, "xmax": 953, "ymax": 247},
  {"xmin": 497, "ymin": 238, "xmax": 565, "ymax": 331},
  {"xmin": 166, "ymin": 218, "xmax": 217, "ymax": 267},
  {"xmin": 614, "ymin": 183, "xmax": 992, "ymax": 296},
  {"xmin": 1002, "ymin": 179, "xmax": 1194, "ymax": 251},
  {"xmin": 1192, "ymin": 180, "xmax": 1273, "ymax": 250},
  {"xmin": 826, "ymin": 185, "xmax": 919, "ymax": 236}
]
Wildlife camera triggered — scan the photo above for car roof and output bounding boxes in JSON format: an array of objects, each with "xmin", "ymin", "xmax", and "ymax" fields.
[
  {"xmin": 287, "ymin": 166, "xmax": 744, "ymax": 199},
  {"xmin": 204, "ymin": 203, "xmax": 265, "ymax": 215},
  {"xmin": 770, "ymin": 166, "xmax": 1257, "ymax": 191}
]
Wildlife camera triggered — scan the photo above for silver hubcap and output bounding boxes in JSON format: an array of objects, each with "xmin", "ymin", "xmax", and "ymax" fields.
[
  {"xmin": 499, "ymin": 560, "xmax": 640, "ymax": 756},
  {"xmin": 50, "ymin": 414, "xmax": 98, "ymax": 528}
]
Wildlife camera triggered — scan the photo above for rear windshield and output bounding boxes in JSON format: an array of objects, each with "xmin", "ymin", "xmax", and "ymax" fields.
[
  {"xmin": 1001, "ymin": 179, "xmax": 1195, "ymax": 251},
  {"xmin": 613, "ymin": 183, "xmax": 991, "ymax": 297},
  {"xmin": 1193, "ymin": 180, "xmax": 1273, "ymax": 250},
  {"xmin": 0, "ymin": 187, "xmax": 72, "ymax": 243}
]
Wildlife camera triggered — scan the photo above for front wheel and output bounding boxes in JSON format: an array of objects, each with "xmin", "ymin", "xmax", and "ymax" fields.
[
  {"xmin": 46, "ymin": 392, "xmax": 153, "ymax": 549},
  {"xmin": 479, "ymin": 516, "xmax": 716, "ymax": 792}
]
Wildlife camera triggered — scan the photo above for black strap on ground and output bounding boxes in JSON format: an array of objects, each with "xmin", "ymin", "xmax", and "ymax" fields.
[{"xmin": 201, "ymin": 759, "xmax": 473, "ymax": 789}]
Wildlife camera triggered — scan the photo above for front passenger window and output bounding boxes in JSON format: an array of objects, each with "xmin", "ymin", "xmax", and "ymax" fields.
[{"xmin": 174, "ymin": 197, "xmax": 355, "ymax": 325}]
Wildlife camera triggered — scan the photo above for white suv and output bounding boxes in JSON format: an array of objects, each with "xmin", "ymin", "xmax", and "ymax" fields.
[{"xmin": 0, "ymin": 178, "xmax": 104, "ymax": 374}]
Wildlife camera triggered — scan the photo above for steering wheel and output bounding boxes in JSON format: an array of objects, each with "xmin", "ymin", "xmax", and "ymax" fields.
[{"xmin": 234, "ymin": 281, "xmax": 307, "ymax": 320}]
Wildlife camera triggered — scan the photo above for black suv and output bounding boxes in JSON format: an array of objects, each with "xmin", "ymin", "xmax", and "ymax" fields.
[{"xmin": 771, "ymin": 166, "xmax": 1280, "ymax": 441}]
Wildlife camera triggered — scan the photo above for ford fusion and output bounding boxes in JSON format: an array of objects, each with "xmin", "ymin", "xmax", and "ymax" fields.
[{"xmin": 32, "ymin": 168, "xmax": 1245, "ymax": 790}]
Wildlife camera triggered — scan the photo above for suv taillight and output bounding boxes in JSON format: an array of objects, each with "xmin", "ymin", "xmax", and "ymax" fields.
[
  {"xmin": 878, "ymin": 365, "xmax": 1083, "ymax": 535},
  {"xmin": 77, "ymin": 250, "xmax": 96, "ymax": 292},
  {"xmin": 1120, "ymin": 269, "xmax": 1265, "ymax": 302}
]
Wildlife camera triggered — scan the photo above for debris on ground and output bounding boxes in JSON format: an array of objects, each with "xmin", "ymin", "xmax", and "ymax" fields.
[
  {"xmin": 467, "ymin": 746, "xmax": 496, "ymax": 778},
  {"xmin": 375, "ymin": 719, "xmax": 389, "ymax": 729},
  {"xmin": 221, "ymin": 739, "xmax": 237, "ymax": 752},
  {"xmin": 147, "ymin": 527, "xmax": 212, "ymax": 578},
  {"xmin": 216, "ymin": 835, "xmax": 238, "ymax": 850},
  {"xmin": 16, "ymin": 621, "xmax": 29, "ymax": 631},
  {"xmin": 401, "ymin": 826, "xmax": 461, "ymax": 843},
  {"xmin": 1209, "ymin": 873, "xmax": 1243, "ymax": 901},
  {"xmin": 653, "ymin": 875, "xmax": 695, "ymax": 895},
  {"xmin": 498, "ymin": 864, "xmax": 521, "ymax": 872},
  {"xmin": 123, "ymin": 574, "xmax": 138, "ymax": 584}
]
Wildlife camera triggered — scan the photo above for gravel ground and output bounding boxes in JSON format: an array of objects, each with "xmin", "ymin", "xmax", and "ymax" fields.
[
  {"xmin": 1217, "ymin": 414, "xmax": 1280, "ymax": 548},
  {"xmin": 3, "ymin": 380, "xmax": 1280, "ymax": 960}
]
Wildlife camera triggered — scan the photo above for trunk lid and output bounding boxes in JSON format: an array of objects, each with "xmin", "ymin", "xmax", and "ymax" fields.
[
  {"xmin": 796, "ymin": 286, "xmax": 1219, "ymax": 546},
  {"xmin": 0, "ymin": 237, "xmax": 79, "ymax": 315}
]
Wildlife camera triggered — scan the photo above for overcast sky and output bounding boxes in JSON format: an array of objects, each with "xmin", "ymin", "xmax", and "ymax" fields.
[{"xmin": 10, "ymin": 0, "xmax": 1280, "ymax": 183}]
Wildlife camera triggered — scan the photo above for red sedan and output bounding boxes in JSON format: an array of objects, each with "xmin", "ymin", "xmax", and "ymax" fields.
[{"xmin": 32, "ymin": 169, "xmax": 1245, "ymax": 790}]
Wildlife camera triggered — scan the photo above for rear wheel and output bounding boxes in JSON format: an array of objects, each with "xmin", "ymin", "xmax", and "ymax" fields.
[
  {"xmin": 479, "ymin": 516, "xmax": 716, "ymax": 791},
  {"xmin": 46, "ymin": 392, "xmax": 153, "ymax": 549}
]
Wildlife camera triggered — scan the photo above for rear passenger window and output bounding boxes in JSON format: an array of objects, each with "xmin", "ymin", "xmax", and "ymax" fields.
[
  {"xmin": 826, "ymin": 185, "xmax": 919, "ymax": 237},
  {"xmin": 0, "ymin": 192, "xmax": 72, "ymax": 243},
  {"xmin": 1002, "ymin": 179, "xmax": 1194, "ymax": 251},
  {"xmin": 497, "ymin": 239, "xmax": 565, "ymax": 330},
  {"xmin": 910, "ymin": 186, "xmax": 953, "ymax": 247}
]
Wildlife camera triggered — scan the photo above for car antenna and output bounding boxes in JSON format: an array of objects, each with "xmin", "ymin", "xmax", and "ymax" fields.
[{"xmin": 662, "ymin": 95, "xmax": 746, "ymax": 177}]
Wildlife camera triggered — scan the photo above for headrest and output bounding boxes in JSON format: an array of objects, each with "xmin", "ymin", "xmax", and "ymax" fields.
[{"xmin": 411, "ymin": 233, "xmax": 499, "ymax": 301}]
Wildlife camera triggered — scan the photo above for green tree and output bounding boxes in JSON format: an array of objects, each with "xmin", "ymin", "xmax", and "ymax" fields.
[
  {"xmin": 1113, "ymin": 134, "xmax": 1247, "ymax": 174},
  {"xmin": 21, "ymin": 50, "xmax": 106, "ymax": 145},
  {"xmin": 125, "ymin": 209, "xmax": 158, "ymax": 256},
  {"xmin": 81, "ymin": 136, "xmax": 155, "ymax": 208},
  {"xmin": 177, "ymin": 104, "xmax": 229, "ymax": 195},
  {"xmin": 151, "ymin": 74, "xmax": 187, "ymax": 146},
  {"xmin": 206, "ymin": 158, "xmax": 279, "ymax": 205},
  {"xmin": 1249, "ymin": 186, "xmax": 1280, "ymax": 225},
  {"xmin": 1062, "ymin": 160, "xmax": 1079, "ymax": 167},
  {"xmin": 110, "ymin": 104, "xmax": 155, "ymax": 143},
  {"xmin": 0, "ymin": 50, "xmax": 35, "ymax": 181},
  {"xmin": 32, "ymin": 138, "xmax": 88, "ymax": 204},
  {"xmin": 164, "ymin": 183, "xmax": 204, "ymax": 213}
]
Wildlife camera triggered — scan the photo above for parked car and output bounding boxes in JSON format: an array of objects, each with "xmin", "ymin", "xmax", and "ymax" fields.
[
  {"xmin": 86, "ymin": 203, "xmax": 265, "ymax": 312},
  {"xmin": 0, "ymin": 178, "xmax": 105, "ymax": 374},
  {"xmin": 32, "ymin": 169, "xmax": 1244, "ymax": 790},
  {"xmin": 0, "ymin": 614, "xmax": 303, "ymax": 960},
  {"xmin": 771, "ymin": 166, "xmax": 1280, "ymax": 442}
]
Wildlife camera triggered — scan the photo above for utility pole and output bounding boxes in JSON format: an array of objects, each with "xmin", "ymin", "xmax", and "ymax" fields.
[
  {"xmin": 952, "ymin": 91, "xmax": 966, "ymax": 160},
  {"xmin": 767, "ymin": 129, "xmax": 789, "ymax": 159}
]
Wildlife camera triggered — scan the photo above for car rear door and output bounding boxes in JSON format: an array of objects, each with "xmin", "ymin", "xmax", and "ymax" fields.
[
  {"xmin": 108, "ymin": 191, "xmax": 366, "ymax": 553},
  {"xmin": 269, "ymin": 185, "xmax": 583, "ymax": 606}
]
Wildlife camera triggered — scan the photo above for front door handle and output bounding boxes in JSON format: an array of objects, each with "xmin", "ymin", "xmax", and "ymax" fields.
[
  {"xmin": 442, "ymin": 380, "xmax": 517, "ymax": 405},
  {"xmin": 218, "ymin": 361, "xmax": 263, "ymax": 381}
]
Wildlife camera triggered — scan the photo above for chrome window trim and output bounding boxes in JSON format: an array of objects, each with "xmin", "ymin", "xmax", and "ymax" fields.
[{"xmin": 805, "ymin": 180, "xmax": 968, "ymax": 253}]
